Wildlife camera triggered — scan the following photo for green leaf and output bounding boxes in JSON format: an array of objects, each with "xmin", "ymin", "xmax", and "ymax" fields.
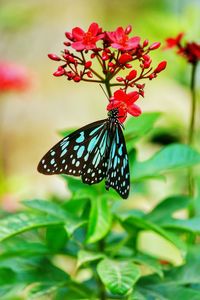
[
  {"xmin": 119, "ymin": 212, "xmax": 186, "ymax": 254},
  {"xmin": 97, "ymin": 259, "xmax": 141, "ymax": 295},
  {"xmin": 0, "ymin": 213, "xmax": 63, "ymax": 242},
  {"xmin": 137, "ymin": 230, "xmax": 184, "ymax": 266},
  {"xmin": 22, "ymin": 199, "xmax": 67, "ymax": 219},
  {"xmin": 147, "ymin": 195, "xmax": 191, "ymax": 222},
  {"xmin": 59, "ymin": 128, "xmax": 76, "ymax": 137},
  {"xmin": 133, "ymin": 144, "xmax": 200, "ymax": 181},
  {"xmin": 23, "ymin": 199, "xmax": 86, "ymax": 236},
  {"xmin": 138, "ymin": 285, "xmax": 200, "ymax": 300},
  {"xmin": 46, "ymin": 226, "xmax": 68, "ymax": 252},
  {"xmin": 62, "ymin": 176, "xmax": 96, "ymax": 199},
  {"xmin": 86, "ymin": 196, "xmax": 111, "ymax": 244},
  {"xmin": 0, "ymin": 268, "xmax": 16, "ymax": 285},
  {"xmin": 133, "ymin": 253, "xmax": 163, "ymax": 278},
  {"xmin": 77, "ymin": 250, "xmax": 105, "ymax": 268},
  {"xmin": 162, "ymin": 217, "xmax": 200, "ymax": 233},
  {"xmin": 28, "ymin": 281, "xmax": 92, "ymax": 300},
  {"xmin": 125, "ymin": 112, "xmax": 161, "ymax": 143},
  {"xmin": 0, "ymin": 238, "xmax": 49, "ymax": 257}
]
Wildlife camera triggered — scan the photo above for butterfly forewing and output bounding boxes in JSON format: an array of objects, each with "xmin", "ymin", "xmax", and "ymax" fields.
[
  {"xmin": 105, "ymin": 124, "xmax": 130, "ymax": 199},
  {"xmin": 38, "ymin": 109, "xmax": 130, "ymax": 199},
  {"xmin": 37, "ymin": 119, "xmax": 107, "ymax": 178}
]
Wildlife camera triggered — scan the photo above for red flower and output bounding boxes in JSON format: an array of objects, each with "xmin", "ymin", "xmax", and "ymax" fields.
[
  {"xmin": 70, "ymin": 23, "xmax": 104, "ymax": 51},
  {"xmin": 184, "ymin": 42, "xmax": 200, "ymax": 63},
  {"xmin": 165, "ymin": 32, "xmax": 184, "ymax": 49},
  {"xmin": 0, "ymin": 62, "xmax": 30, "ymax": 92},
  {"xmin": 107, "ymin": 26, "xmax": 140, "ymax": 51},
  {"xmin": 107, "ymin": 89, "xmax": 141, "ymax": 123}
]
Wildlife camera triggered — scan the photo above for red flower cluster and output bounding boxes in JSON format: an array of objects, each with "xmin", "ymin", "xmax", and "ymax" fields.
[
  {"xmin": 0, "ymin": 62, "xmax": 30, "ymax": 92},
  {"xmin": 165, "ymin": 33, "xmax": 200, "ymax": 64},
  {"xmin": 48, "ymin": 23, "xmax": 166, "ymax": 122}
]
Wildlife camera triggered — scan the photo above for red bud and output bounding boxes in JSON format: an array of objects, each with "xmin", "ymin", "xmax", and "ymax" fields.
[
  {"xmin": 65, "ymin": 32, "xmax": 73, "ymax": 40},
  {"xmin": 119, "ymin": 53, "xmax": 132, "ymax": 64},
  {"xmin": 116, "ymin": 77, "xmax": 124, "ymax": 82},
  {"xmin": 85, "ymin": 61, "xmax": 92, "ymax": 68},
  {"xmin": 53, "ymin": 66, "xmax": 65, "ymax": 76},
  {"xmin": 73, "ymin": 75, "xmax": 81, "ymax": 82},
  {"xmin": 143, "ymin": 39, "xmax": 149, "ymax": 47},
  {"xmin": 125, "ymin": 25, "xmax": 132, "ymax": 35},
  {"xmin": 48, "ymin": 54, "xmax": 61, "ymax": 61},
  {"xmin": 126, "ymin": 70, "xmax": 137, "ymax": 81},
  {"xmin": 154, "ymin": 61, "xmax": 167, "ymax": 73},
  {"xmin": 149, "ymin": 42, "xmax": 161, "ymax": 50}
]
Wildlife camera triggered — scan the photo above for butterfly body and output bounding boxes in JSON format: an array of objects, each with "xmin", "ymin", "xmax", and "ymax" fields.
[{"xmin": 38, "ymin": 109, "xmax": 130, "ymax": 199}]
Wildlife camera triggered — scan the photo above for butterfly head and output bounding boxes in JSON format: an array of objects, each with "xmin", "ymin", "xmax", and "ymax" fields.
[{"xmin": 108, "ymin": 108, "xmax": 119, "ymax": 119}]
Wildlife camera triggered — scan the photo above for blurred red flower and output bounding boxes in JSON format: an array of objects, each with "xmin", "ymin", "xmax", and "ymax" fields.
[
  {"xmin": 165, "ymin": 32, "xmax": 184, "ymax": 49},
  {"xmin": 107, "ymin": 89, "xmax": 141, "ymax": 123},
  {"xmin": 0, "ymin": 62, "xmax": 30, "ymax": 92},
  {"xmin": 165, "ymin": 33, "xmax": 200, "ymax": 64}
]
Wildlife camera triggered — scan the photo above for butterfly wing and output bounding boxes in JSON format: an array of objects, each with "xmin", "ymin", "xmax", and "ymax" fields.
[
  {"xmin": 105, "ymin": 123, "xmax": 130, "ymax": 199},
  {"xmin": 37, "ymin": 119, "xmax": 108, "ymax": 180}
]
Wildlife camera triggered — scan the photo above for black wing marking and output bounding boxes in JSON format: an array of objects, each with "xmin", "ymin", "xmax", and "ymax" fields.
[
  {"xmin": 37, "ymin": 119, "xmax": 107, "ymax": 179},
  {"xmin": 105, "ymin": 124, "xmax": 130, "ymax": 199}
]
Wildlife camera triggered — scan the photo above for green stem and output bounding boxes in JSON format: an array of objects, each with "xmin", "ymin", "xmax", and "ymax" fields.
[
  {"xmin": 188, "ymin": 63, "xmax": 197, "ymax": 145},
  {"xmin": 187, "ymin": 62, "xmax": 197, "ymax": 219},
  {"xmin": 105, "ymin": 78, "xmax": 112, "ymax": 98},
  {"xmin": 98, "ymin": 239, "xmax": 107, "ymax": 300}
]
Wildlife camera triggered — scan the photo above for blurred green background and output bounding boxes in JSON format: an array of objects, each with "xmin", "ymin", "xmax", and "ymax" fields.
[{"xmin": 0, "ymin": 0, "xmax": 200, "ymax": 210}]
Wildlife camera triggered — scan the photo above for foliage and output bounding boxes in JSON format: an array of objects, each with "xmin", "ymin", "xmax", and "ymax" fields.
[{"xmin": 0, "ymin": 112, "xmax": 200, "ymax": 299}]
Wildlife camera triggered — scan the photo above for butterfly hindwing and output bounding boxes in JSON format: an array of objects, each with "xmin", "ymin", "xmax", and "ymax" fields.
[
  {"xmin": 82, "ymin": 125, "xmax": 110, "ymax": 184},
  {"xmin": 105, "ymin": 123, "xmax": 130, "ymax": 199},
  {"xmin": 37, "ymin": 119, "xmax": 107, "ymax": 179}
]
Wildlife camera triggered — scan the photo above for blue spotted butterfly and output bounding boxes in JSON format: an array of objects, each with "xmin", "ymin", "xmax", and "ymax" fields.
[{"xmin": 37, "ymin": 109, "xmax": 130, "ymax": 199}]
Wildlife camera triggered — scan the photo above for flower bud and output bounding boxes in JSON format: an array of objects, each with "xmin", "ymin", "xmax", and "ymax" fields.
[
  {"xmin": 86, "ymin": 71, "xmax": 93, "ymax": 78},
  {"xmin": 149, "ymin": 73, "xmax": 156, "ymax": 80},
  {"xmin": 102, "ymin": 51, "xmax": 109, "ymax": 60},
  {"xmin": 90, "ymin": 53, "xmax": 96, "ymax": 59},
  {"xmin": 154, "ymin": 61, "xmax": 167, "ymax": 73},
  {"xmin": 85, "ymin": 61, "xmax": 92, "ymax": 68},
  {"xmin": 63, "ymin": 41, "xmax": 71, "ymax": 47},
  {"xmin": 53, "ymin": 66, "xmax": 65, "ymax": 76},
  {"xmin": 48, "ymin": 54, "xmax": 61, "ymax": 61},
  {"xmin": 116, "ymin": 77, "xmax": 124, "ymax": 82},
  {"xmin": 126, "ymin": 70, "xmax": 137, "ymax": 81},
  {"xmin": 119, "ymin": 53, "xmax": 132, "ymax": 64},
  {"xmin": 125, "ymin": 25, "xmax": 132, "ymax": 35},
  {"xmin": 149, "ymin": 42, "xmax": 161, "ymax": 50},
  {"xmin": 125, "ymin": 63, "xmax": 132, "ymax": 68},
  {"xmin": 73, "ymin": 75, "xmax": 81, "ymax": 82},
  {"xmin": 143, "ymin": 39, "xmax": 149, "ymax": 47},
  {"xmin": 65, "ymin": 32, "xmax": 73, "ymax": 40},
  {"xmin": 143, "ymin": 60, "xmax": 152, "ymax": 68},
  {"xmin": 108, "ymin": 62, "xmax": 114, "ymax": 67}
]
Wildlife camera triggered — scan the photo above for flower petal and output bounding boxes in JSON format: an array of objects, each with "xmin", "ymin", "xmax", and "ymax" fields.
[
  {"xmin": 113, "ymin": 89, "xmax": 126, "ymax": 102},
  {"xmin": 127, "ymin": 104, "xmax": 141, "ymax": 116},
  {"xmin": 71, "ymin": 41, "xmax": 85, "ymax": 50},
  {"xmin": 88, "ymin": 22, "xmax": 99, "ymax": 35},
  {"xmin": 72, "ymin": 27, "xmax": 85, "ymax": 41}
]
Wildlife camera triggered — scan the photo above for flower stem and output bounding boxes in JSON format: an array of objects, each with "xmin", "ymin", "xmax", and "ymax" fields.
[
  {"xmin": 188, "ymin": 62, "xmax": 197, "ymax": 218},
  {"xmin": 188, "ymin": 63, "xmax": 197, "ymax": 145},
  {"xmin": 105, "ymin": 78, "xmax": 112, "ymax": 98}
]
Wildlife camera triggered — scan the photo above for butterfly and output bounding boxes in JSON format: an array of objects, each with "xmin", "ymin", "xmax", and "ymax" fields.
[{"xmin": 37, "ymin": 108, "xmax": 130, "ymax": 199}]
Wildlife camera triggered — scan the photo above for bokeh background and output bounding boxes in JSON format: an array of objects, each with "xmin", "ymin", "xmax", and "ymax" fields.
[{"xmin": 0, "ymin": 0, "xmax": 200, "ymax": 211}]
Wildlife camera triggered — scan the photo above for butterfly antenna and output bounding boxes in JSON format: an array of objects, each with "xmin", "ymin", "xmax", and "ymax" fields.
[{"xmin": 99, "ymin": 84, "xmax": 110, "ymax": 101}]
